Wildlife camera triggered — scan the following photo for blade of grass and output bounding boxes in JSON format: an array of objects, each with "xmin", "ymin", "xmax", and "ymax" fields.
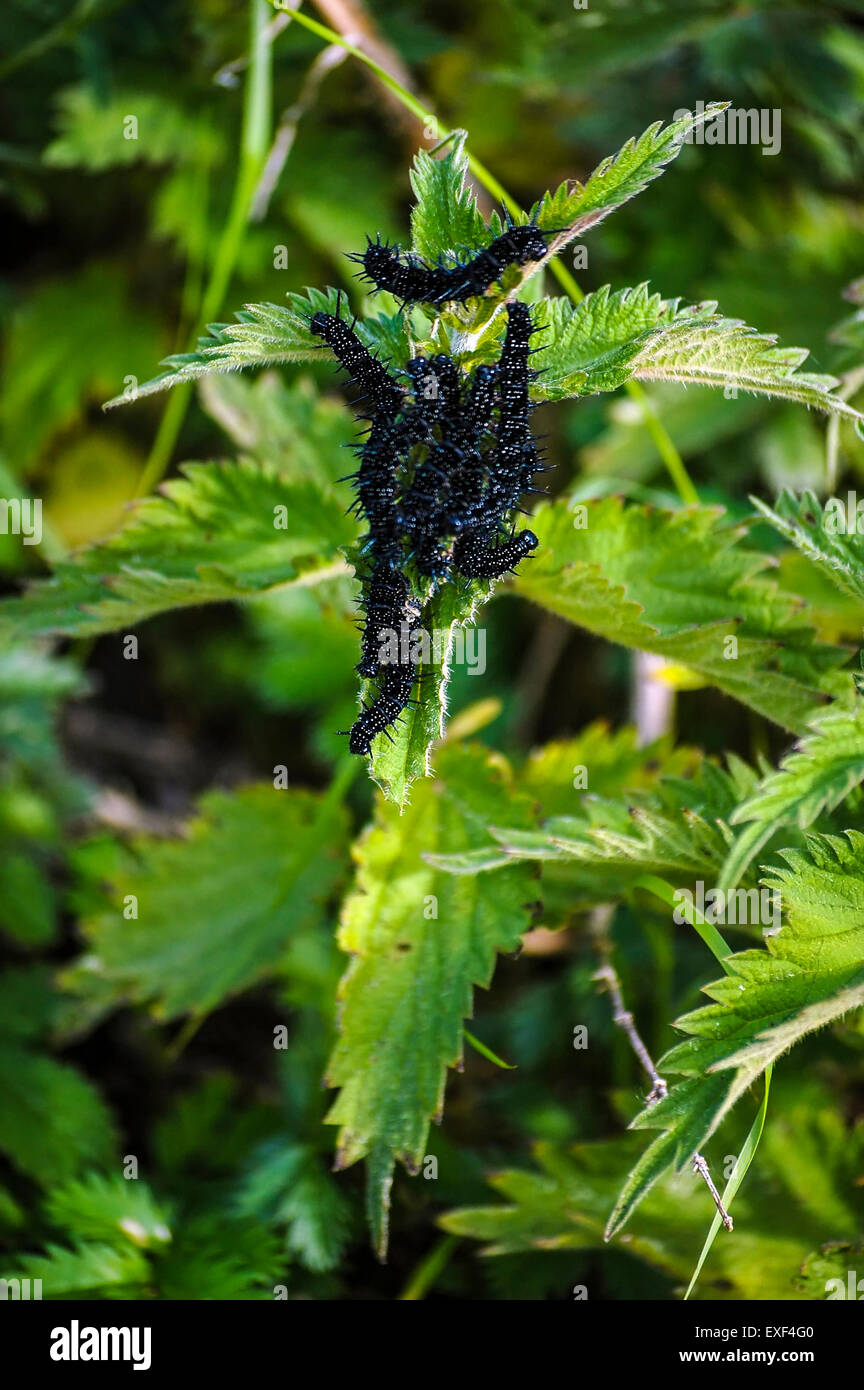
[
  {"xmin": 463, "ymin": 1028, "xmax": 517, "ymax": 1070},
  {"xmin": 634, "ymin": 873, "xmax": 732, "ymax": 968},
  {"xmin": 399, "ymin": 1235, "xmax": 459, "ymax": 1300},
  {"xmin": 136, "ymin": 0, "xmax": 273, "ymax": 495},
  {"xmin": 684, "ymin": 1064, "xmax": 773, "ymax": 1300},
  {"xmin": 636, "ymin": 872, "xmax": 775, "ymax": 1286},
  {"xmin": 716, "ymin": 819, "xmax": 775, "ymax": 895}
]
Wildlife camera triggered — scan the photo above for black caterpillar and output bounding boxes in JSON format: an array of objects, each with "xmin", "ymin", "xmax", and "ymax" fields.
[
  {"xmin": 350, "ymin": 215, "xmax": 553, "ymax": 307},
  {"xmin": 310, "ymin": 261, "xmax": 547, "ymax": 756},
  {"xmin": 349, "ymin": 660, "xmax": 417, "ymax": 756},
  {"xmin": 309, "ymin": 307, "xmax": 402, "ymax": 417},
  {"xmin": 349, "ymin": 601, "xmax": 424, "ymax": 756},
  {"xmin": 451, "ymin": 300, "xmax": 545, "ymax": 555},
  {"xmin": 452, "ymin": 529, "xmax": 539, "ymax": 579},
  {"xmin": 355, "ymin": 562, "xmax": 410, "ymax": 678}
]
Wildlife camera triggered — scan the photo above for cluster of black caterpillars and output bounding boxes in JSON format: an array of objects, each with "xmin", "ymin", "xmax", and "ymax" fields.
[{"xmin": 309, "ymin": 217, "xmax": 554, "ymax": 756}]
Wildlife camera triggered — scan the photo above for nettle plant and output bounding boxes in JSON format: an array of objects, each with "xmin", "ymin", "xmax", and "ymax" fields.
[{"xmin": 9, "ymin": 107, "xmax": 864, "ymax": 1261}]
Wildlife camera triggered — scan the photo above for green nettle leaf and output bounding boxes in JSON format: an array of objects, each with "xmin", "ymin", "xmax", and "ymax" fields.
[
  {"xmin": 607, "ymin": 832, "xmax": 864, "ymax": 1237},
  {"xmin": 78, "ymin": 785, "xmax": 349, "ymax": 1019},
  {"xmin": 759, "ymin": 1090, "xmax": 864, "ymax": 1238},
  {"xmin": 155, "ymin": 1215, "xmax": 283, "ymax": 1300},
  {"xmin": 0, "ymin": 966, "xmax": 58, "ymax": 1043},
  {"xmin": 45, "ymin": 86, "xmax": 224, "ymax": 171},
  {"xmin": 529, "ymin": 298, "xmax": 863, "ymax": 418},
  {"xmin": 45, "ymin": 1173, "xmax": 172, "ymax": 1251},
  {"xmin": 0, "ymin": 459, "xmax": 355, "ymax": 640},
  {"xmin": 9, "ymin": 1241, "xmax": 151, "ymax": 1299},
  {"xmin": 236, "ymin": 1139, "xmax": 352, "ymax": 1273},
  {"xmin": 627, "ymin": 318, "xmax": 863, "ymax": 421},
  {"xmin": 1, "ymin": 266, "xmax": 165, "ymax": 468},
  {"xmin": 439, "ymin": 760, "xmax": 760, "ymax": 907},
  {"xmin": 407, "ymin": 109, "xmax": 729, "ymax": 327},
  {"xmin": 427, "ymin": 727, "xmax": 706, "ymax": 887},
  {"xmin": 732, "ymin": 700, "xmax": 864, "ymax": 832},
  {"xmin": 514, "ymin": 497, "xmax": 845, "ymax": 733},
  {"xmin": 752, "ymin": 489, "xmax": 864, "ymax": 603},
  {"xmin": 530, "ymin": 287, "xmax": 716, "ymax": 401},
  {"xmin": 517, "ymin": 723, "xmax": 701, "ymax": 812},
  {"xmin": 442, "ymin": 1142, "xmax": 796, "ymax": 1299},
  {"xmin": 796, "ymin": 1241, "xmax": 864, "ymax": 1299},
  {"xmin": 103, "ymin": 288, "xmax": 384, "ymax": 405},
  {"xmin": 324, "ymin": 745, "xmax": 536, "ymax": 1257},
  {"xmin": 410, "ymin": 137, "xmax": 489, "ymax": 264},
  {"xmin": 198, "ymin": 372, "xmax": 356, "ymax": 489},
  {"xmin": 442, "ymin": 1086, "xmax": 864, "ymax": 1300},
  {"xmin": 0, "ymin": 644, "xmax": 85, "ymax": 766},
  {"xmin": 0, "ymin": 851, "xmax": 57, "ymax": 945},
  {"xmin": 0, "ymin": 1048, "xmax": 117, "ymax": 1186},
  {"xmin": 535, "ymin": 104, "xmax": 730, "ymax": 243}
]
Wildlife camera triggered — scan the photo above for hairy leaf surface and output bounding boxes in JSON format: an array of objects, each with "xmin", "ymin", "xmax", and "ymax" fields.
[{"xmin": 325, "ymin": 745, "xmax": 536, "ymax": 1256}]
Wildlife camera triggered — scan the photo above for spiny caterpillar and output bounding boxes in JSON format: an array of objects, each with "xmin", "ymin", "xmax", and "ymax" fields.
[
  {"xmin": 349, "ymin": 601, "xmax": 423, "ymax": 757},
  {"xmin": 349, "ymin": 213, "xmax": 553, "ymax": 307},
  {"xmin": 310, "ymin": 273, "xmax": 547, "ymax": 757}
]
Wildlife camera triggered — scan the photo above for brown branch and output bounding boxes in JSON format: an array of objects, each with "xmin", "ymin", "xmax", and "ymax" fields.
[
  {"xmin": 309, "ymin": 0, "xmax": 494, "ymax": 213},
  {"xmin": 311, "ymin": 0, "xmax": 427, "ymax": 139},
  {"xmin": 251, "ymin": 40, "xmax": 349, "ymax": 219},
  {"xmin": 595, "ymin": 963, "xmax": 668, "ymax": 1105},
  {"xmin": 595, "ymin": 961, "xmax": 733, "ymax": 1232}
]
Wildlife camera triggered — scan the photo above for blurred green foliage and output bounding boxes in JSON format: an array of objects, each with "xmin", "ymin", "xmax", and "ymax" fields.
[{"xmin": 0, "ymin": 0, "xmax": 863, "ymax": 1301}]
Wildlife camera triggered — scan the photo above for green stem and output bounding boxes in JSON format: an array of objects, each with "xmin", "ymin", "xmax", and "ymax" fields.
[
  {"xmin": 164, "ymin": 1011, "xmax": 206, "ymax": 1064},
  {"xmin": 635, "ymin": 873, "xmax": 732, "ymax": 968},
  {"xmin": 684, "ymin": 1063, "xmax": 773, "ymax": 1300},
  {"xmin": 635, "ymin": 873, "xmax": 773, "ymax": 1291},
  {"xmin": 463, "ymin": 1027, "xmax": 516, "ymax": 1070},
  {"xmin": 270, "ymin": 2, "xmax": 698, "ymax": 506},
  {"xmin": 624, "ymin": 380, "xmax": 700, "ymax": 506},
  {"xmin": 716, "ymin": 819, "xmax": 774, "ymax": 895},
  {"xmin": 399, "ymin": 1235, "xmax": 459, "ymax": 1300},
  {"xmin": 136, "ymin": 0, "xmax": 273, "ymax": 496}
]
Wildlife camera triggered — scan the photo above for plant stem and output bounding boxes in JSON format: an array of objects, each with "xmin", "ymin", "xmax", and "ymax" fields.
[
  {"xmin": 716, "ymin": 818, "xmax": 774, "ymax": 895},
  {"xmin": 270, "ymin": 1, "xmax": 699, "ymax": 506},
  {"xmin": 595, "ymin": 963, "xmax": 668, "ymax": 1105},
  {"xmin": 635, "ymin": 872, "xmax": 732, "ymax": 968},
  {"xmin": 136, "ymin": 0, "xmax": 273, "ymax": 496},
  {"xmin": 595, "ymin": 962, "xmax": 733, "ymax": 1232},
  {"xmin": 685, "ymin": 1064, "xmax": 772, "ymax": 1298},
  {"xmin": 463, "ymin": 1028, "xmax": 516, "ymax": 1070},
  {"xmin": 625, "ymin": 380, "xmax": 700, "ymax": 506},
  {"xmin": 399, "ymin": 1235, "xmax": 459, "ymax": 1300}
]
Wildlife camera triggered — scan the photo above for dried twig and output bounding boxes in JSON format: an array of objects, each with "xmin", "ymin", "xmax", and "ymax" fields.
[
  {"xmin": 307, "ymin": 0, "xmax": 494, "ymax": 211},
  {"xmin": 595, "ymin": 961, "xmax": 733, "ymax": 1232},
  {"xmin": 311, "ymin": 0, "xmax": 427, "ymax": 139},
  {"xmin": 251, "ymin": 42, "xmax": 348, "ymax": 219}
]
